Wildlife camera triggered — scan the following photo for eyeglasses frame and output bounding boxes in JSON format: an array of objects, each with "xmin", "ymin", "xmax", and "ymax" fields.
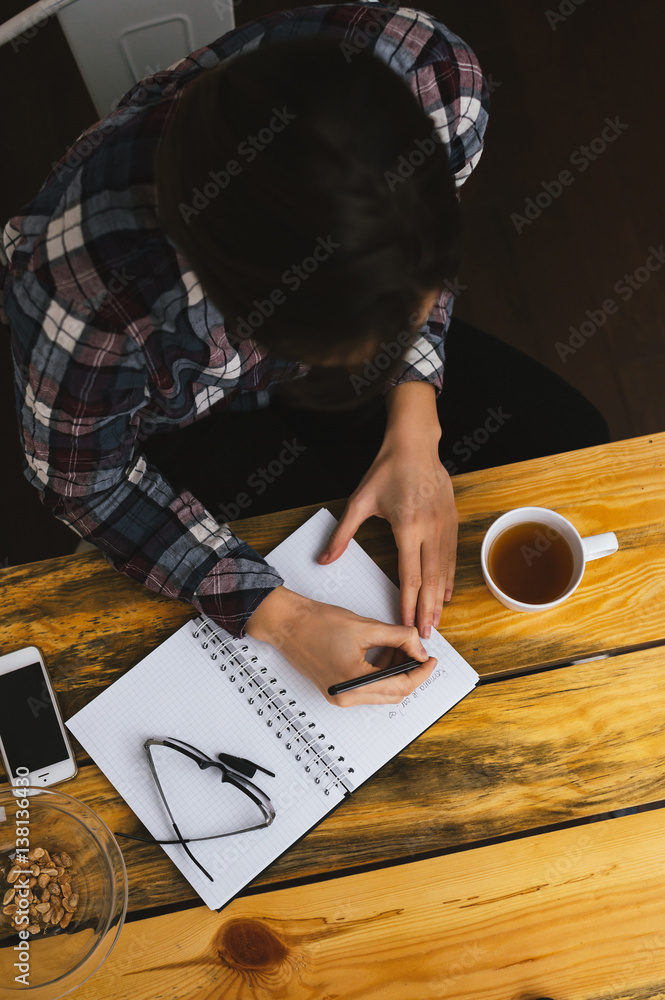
[{"xmin": 121, "ymin": 737, "xmax": 276, "ymax": 883}]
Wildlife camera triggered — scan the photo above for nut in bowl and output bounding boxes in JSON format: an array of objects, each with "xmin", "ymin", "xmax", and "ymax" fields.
[
  {"xmin": 0, "ymin": 786, "xmax": 127, "ymax": 999},
  {"xmin": 3, "ymin": 846, "xmax": 79, "ymax": 935}
]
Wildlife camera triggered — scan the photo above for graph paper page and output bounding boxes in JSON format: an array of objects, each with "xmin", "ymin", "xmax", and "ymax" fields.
[
  {"xmin": 67, "ymin": 509, "xmax": 478, "ymax": 908},
  {"xmin": 258, "ymin": 509, "xmax": 479, "ymax": 777},
  {"xmin": 66, "ymin": 622, "xmax": 347, "ymax": 909}
]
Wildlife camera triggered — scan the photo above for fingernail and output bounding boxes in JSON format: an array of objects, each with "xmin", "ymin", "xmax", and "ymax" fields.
[
  {"xmin": 423, "ymin": 626, "xmax": 431, "ymax": 640},
  {"xmin": 319, "ymin": 551, "xmax": 330, "ymax": 563},
  {"xmin": 406, "ymin": 618, "xmax": 415, "ymax": 627},
  {"xmin": 444, "ymin": 589, "xmax": 452, "ymax": 603},
  {"xmin": 420, "ymin": 644, "xmax": 428, "ymax": 658}
]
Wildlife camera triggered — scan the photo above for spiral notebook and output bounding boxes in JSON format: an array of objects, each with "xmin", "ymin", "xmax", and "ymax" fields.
[{"xmin": 67, "ymin": 508, "xmax": 478, "ymax": 909}]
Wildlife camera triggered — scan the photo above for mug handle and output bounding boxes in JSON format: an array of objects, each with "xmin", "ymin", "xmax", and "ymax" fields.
[{"xmin": 581, "ymin": 532, "xmax": 619, "ymax": 561}]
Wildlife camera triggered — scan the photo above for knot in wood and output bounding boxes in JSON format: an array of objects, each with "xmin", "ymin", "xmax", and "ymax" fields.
[{"xmin": 216, "ymin": 919, "xmax": 288, "ymax": 971}]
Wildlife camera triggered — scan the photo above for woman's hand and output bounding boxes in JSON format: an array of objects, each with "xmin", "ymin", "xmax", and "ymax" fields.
[
  {"xmin": 318, "ymin": 381, "xmax": 457, "ymax": 638},
  {"xmin": 245, "ymin": 586, "xmax": 436, "ymax": 706}
]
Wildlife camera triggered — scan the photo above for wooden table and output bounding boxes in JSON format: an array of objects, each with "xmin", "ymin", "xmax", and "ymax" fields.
[{"xmin": 1, "ymin": 433, "xmax": 664, "ymax": 999}]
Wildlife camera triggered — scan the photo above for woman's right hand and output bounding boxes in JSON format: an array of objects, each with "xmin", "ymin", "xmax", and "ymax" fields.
[{"xmin": 245, "ymin": 586, "xmax": 436, "ymax": 706}]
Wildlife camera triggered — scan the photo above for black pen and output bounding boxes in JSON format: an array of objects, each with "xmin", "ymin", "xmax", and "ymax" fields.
[{"xmin": 327, "ymin": 659, "xmax": 425, "ymax": 697}]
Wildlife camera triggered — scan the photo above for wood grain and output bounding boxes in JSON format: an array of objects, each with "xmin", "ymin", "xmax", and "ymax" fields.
[
  {"xmin": 3, "ymin": 645, "xmax": 661, "ymax": 914},
  {"xmin": 0, "ymin": 551, "xmax": 193, "ymax": 717},
  {"xmin": 71, "ymin": 807, "xmax": 665, "ymax": 1000},
  {"xmin": 440, "ymin": 432, "xmax": 665, "ymax": 672},
  {"xmin": 235, "ymin": 433, "xmax": 665, "ymax": 674},
  {"xmin": 0, "ymin": 435, "xmax": 662, "ymax": 709}
]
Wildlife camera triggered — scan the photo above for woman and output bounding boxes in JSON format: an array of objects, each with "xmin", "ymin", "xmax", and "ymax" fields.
[{"xmin": 1, "ymin": 4, "xmax": 606, "ymax": 704}]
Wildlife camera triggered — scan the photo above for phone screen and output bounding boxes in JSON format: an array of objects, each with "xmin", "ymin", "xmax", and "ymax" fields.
[{"xmin": 0, "ymin": 662, "xmax": 70, "ymax": 774}]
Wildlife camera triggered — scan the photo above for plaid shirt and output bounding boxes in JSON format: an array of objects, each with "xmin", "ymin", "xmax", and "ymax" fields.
[{"xmin": 2, "ymin": 2, "xmax": 488, "ymax": 638}]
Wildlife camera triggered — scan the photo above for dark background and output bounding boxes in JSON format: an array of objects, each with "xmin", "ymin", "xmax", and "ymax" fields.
[{"xmin": 1, "ymin": 0, "xmax": 664, "ymax": 567}]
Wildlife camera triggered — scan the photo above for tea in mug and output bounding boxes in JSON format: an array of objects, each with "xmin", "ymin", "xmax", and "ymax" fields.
[{"xmin": 487, "ymin": 521, "xmax": 575, "ymax": 605}]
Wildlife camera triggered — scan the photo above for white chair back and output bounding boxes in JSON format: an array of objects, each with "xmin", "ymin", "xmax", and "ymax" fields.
[{"xmin": 1, "ymin": 0, "xmax": 235, "ymax": 117}]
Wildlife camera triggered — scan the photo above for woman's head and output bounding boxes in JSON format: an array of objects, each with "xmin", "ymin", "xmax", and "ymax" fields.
[{"xmin": 155, "ymin": 36, "xmax": 461, "ymax": 364}]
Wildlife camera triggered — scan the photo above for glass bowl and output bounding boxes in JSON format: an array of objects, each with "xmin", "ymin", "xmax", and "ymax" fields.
[{"xmin": 0, "ymin": 786, "xmax": 127, "ymax": 999}]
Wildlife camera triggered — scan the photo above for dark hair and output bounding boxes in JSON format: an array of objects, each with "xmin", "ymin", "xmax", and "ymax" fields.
[{"xmin": 155, "ymin": 36, "xmax": 461, "ymax": 363}]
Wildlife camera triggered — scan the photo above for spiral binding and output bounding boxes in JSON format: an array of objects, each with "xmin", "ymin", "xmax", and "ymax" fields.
[{"xmin": 191, "ymin": 618, "xmax": 354, "ymax": 794}]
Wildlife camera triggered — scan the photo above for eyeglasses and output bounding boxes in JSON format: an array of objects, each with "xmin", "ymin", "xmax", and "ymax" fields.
[{"xmin": 116, "ymin": 737, "xmax": 275, "ymax": 882}]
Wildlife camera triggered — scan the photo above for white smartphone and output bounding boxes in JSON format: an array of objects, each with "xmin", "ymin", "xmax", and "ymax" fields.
[{"xmin": 0, "ymin": 646, "xmax": 78, "ymax": 788}]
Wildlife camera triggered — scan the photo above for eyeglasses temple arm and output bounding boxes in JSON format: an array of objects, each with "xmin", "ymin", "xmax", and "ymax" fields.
[
  {"xmin": 144, "ymin": 740, "xmax": 215, "ymax": 881},
  {"xmin": 217, "ymin": 751, "xmax": 275, "ymax": 778},
  {"xmin": 225, "ymin": 772, "xmax": 276, "ymax": 826}
]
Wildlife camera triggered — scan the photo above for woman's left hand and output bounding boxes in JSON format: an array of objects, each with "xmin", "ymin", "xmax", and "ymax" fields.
[{"xmin": 317, "ymin": 382, "xmax": 457, "ymax": 638}]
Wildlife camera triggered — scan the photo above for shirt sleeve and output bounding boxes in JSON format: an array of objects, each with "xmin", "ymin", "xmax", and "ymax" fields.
[
  {"xmin": 382, "ymin": 10, "xmax": 490, "ymax": 396},
  {"xmin": 7, "ymin": 274, "xmax": 284, "ymax": 638}
]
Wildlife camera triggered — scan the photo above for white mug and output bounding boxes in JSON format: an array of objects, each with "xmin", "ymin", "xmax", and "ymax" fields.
[{"xmin": 481, "ymin": 506, "xmax": 619, "ymax": 612}]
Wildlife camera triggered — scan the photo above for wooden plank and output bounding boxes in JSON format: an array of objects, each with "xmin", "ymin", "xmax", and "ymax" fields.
[
  {"xmin": 442, "ymin": 433, "xmax": 665, "ymax": 672},
  {"xmin": 0, "ymin": 436, "xmax": 662, "ymax": 701},
  {"xmin": 70, "ymin": 807, "xmax": 665, "ymax": 1000},
  {"xmin": 235, "ymin": 433, "xmax": 665, "ymax": 675},
  {"xmin": 0, "ymin": 551, "xmax": 193, "ymax": 712},
  {"xmin": 4, "ymin": 645, "xmax": 661, "ymax": 914}
]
